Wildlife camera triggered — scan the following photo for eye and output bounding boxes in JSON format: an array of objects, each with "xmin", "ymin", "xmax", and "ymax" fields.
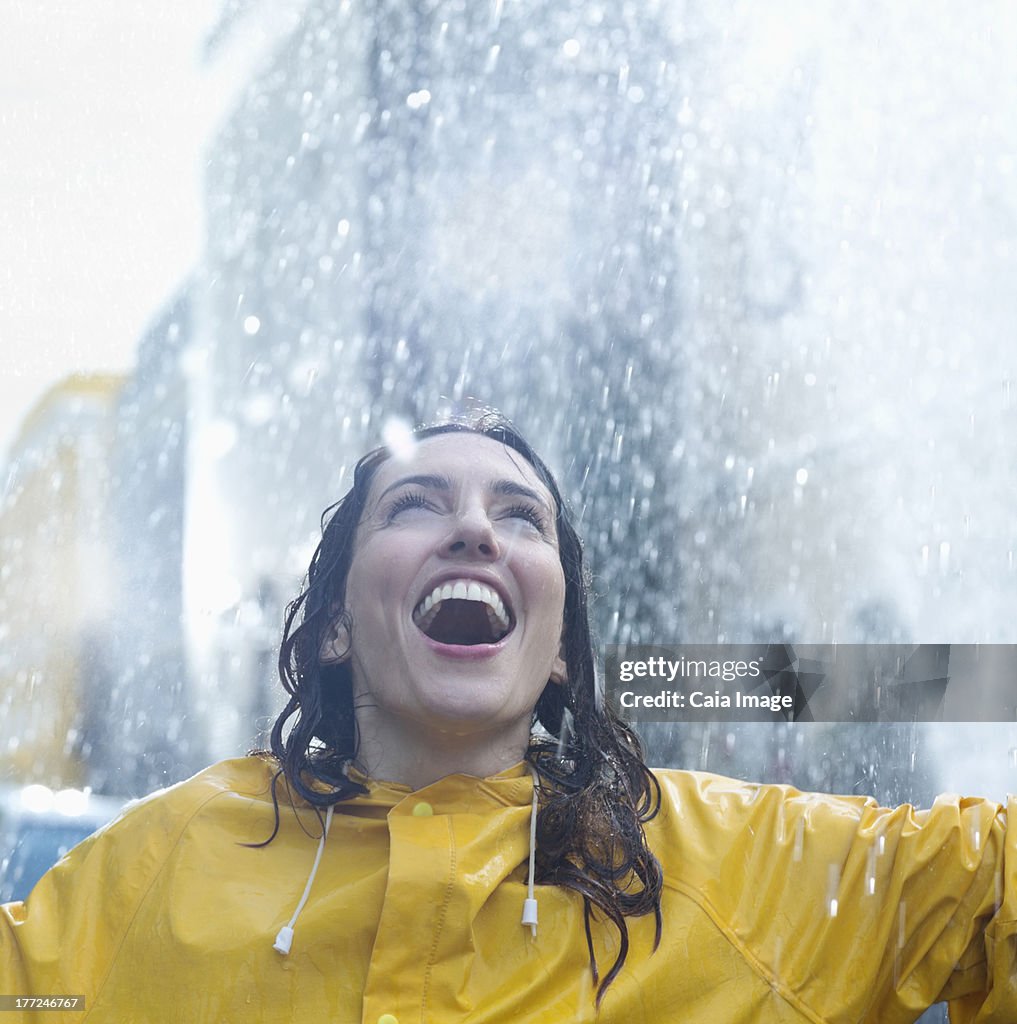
[
  {"xmin": 386, "ymin": 492, "xmax": 436, "ymax": 521},
  {"xmin": 503, "ymin": 503, "xmax": 548, "ymax": 534}
]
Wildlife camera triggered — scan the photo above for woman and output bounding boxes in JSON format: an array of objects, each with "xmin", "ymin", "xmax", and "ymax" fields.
[{"xmin": 2, "ymin": 415, "xmax": 1016, "ymax": 1023}]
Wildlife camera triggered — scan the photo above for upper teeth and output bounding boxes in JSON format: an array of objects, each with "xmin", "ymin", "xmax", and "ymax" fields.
[{"xmin": 412, "ymin": 579, "xmax": 512, "ymax": 635}]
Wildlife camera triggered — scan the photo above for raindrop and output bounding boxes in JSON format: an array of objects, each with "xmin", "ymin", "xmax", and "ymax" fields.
[
  {"xmin": 382, "ymin": 418, "xmax": 416, "ymax": 461},
  {"xmin": 204, "ymin": 419, "xmax": 238, "ymax": 459},
  {"xmin": 243, "ymin": 316, "xmax": 261, "ymax": 336},
  {"xmin": 826, "ymin": 864, "xmax": 840, "ymax": 917},
  {"xmin": 242, "ymin": 393, "xmax": 277, "ymax": 427},
  {"xmin": 556, "ymin": 708, "xmax": 574, "ymax": 760},
  {"xmin": 488, "ymin": 0, "xmax": 503, "ymax": 32}
]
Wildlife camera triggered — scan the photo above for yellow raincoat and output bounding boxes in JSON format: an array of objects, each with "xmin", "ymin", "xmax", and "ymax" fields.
[{"xmin": 2, "ymin": 755, "xmax": 1015, "ymax": 1023}]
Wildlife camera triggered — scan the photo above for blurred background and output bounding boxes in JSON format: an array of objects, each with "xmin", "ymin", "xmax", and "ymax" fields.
[{"xmin": 2, "ymin": 0, "xmax": 1015, "ymax": 837}]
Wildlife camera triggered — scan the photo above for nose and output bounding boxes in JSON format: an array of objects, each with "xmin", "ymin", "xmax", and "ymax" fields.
[{"xmin": 443, "ymin": 506, "xmax": 500, "ymax": 561}]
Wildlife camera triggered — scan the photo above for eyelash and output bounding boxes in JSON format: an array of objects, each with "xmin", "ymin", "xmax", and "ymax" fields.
[
  {"xmin": 386, "ymin": 492, "xmax": 433, "ymax": 520},
  {"xmin": 386, "ymin": 493, "xmax": 548, "ymax": 533},
  {"xmin": 503, "ymin": 503, "xmax": 547, "ymax": 533}
]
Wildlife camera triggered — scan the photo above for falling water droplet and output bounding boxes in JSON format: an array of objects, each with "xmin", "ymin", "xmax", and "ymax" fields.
[
  {"xmin": 826, "ymin": 864, "xmax": 841, "ymax": 917},
  {"xmin": 488, "ymin": 0, "xmax": 503, "ymax": 32},
  {"xmin": 556, "ymin": 708, "xmax": 574, "ymax": 760}
]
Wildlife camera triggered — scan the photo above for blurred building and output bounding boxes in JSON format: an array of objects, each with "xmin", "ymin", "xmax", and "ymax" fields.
[
  {"xmin": 95, "ymin": 290, "xmax": 205, "ymax": 796},
  {"xmin": 0, "ymin": 375, "xmax": 124, "ymax": 789}
]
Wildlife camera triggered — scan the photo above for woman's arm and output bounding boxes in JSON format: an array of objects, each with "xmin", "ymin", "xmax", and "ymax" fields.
[{"xmin": 651, "ymin": 771, "xmax": 1017, "ymax": 1023}]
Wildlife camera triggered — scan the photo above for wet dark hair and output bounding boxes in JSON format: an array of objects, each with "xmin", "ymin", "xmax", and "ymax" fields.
[{"xmin": 267, "ymin": 412, "xmax": 663, "ymax": 1000}]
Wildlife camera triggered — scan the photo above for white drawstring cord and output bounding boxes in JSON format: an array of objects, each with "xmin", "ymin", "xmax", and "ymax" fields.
[
  {"xmin": 521, "ymin": 768, "xmax": 539, "ymax": 938},
  {"xmin": 273, "ymin": 803, "xmax": 334, "ymax": 955}
]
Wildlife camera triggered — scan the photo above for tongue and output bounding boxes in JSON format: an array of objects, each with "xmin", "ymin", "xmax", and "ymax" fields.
[{"xmin": 424, "ymin": 600, "xmax": 496, "ymax": 646}]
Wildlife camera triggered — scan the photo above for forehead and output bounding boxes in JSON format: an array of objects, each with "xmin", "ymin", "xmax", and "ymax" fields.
[{"xmin": 369, "ymin": 433, "xmax": 555, "ymax": 505}]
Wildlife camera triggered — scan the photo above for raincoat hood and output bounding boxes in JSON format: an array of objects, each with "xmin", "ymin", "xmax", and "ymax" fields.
[{"xmin": 3, "ymin": 755, "xmax": 1016, "ymax": 1023}]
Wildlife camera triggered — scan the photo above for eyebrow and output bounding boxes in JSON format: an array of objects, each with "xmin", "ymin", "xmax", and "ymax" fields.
[
  {"xmin": 490, "ymin": 479, "xmax": 553, "ymax": 514},
  {"xmin": 378, "ymin": 473, "xmax": 553, "ymax": 513},
  {"xmin": 378, "ymin": 474, "xmax": 454, "ymax": 501}
]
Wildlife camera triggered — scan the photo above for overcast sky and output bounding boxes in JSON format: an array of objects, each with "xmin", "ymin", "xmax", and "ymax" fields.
[{"xmin": 0, "ymin": 2, "xmax": 286, "ymax": 456}]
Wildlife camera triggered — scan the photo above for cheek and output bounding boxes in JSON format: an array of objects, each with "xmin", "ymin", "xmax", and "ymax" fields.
[{"xmin": 531, "ymin": 560, "xmax": 566, "ymax": 613}]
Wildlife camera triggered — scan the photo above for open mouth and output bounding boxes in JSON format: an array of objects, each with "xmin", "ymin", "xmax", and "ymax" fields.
[{"xmin": 412, "ymin": 579, "xmax": 514, "ymax": 646}]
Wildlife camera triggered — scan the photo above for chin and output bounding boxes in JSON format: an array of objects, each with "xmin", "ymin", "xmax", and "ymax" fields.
[{"xmin": 407, "ymin": 688, "xmax": 527, "ymax": 733}]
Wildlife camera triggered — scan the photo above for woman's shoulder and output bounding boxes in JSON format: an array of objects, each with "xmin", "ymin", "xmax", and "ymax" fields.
[
  {"xmin": 110, "ymin": 754, "xmax": 279, "ymax": 819},
  {"xmin": 643, "ymin": 766, "xmax": 935, "ymax": 903},
  {"xmin": 60, "ymin": 755, "xmax": 286, "ymax": 868},
  {"xmin": 644, "ymin": 767, "xmax": 1011, "ymax": 946},
  {"xmin": 649, "ymin": 764, "xmax": 879, "ymax": 809},
  {"xmin": 144, "ymin": 754, "xmax": 281, "ymax": 808},
  {"xmin": 646, "ymin": 765, "xmax": 1006, "ymax": 843},
  {"xmin": 644, "ymin": 766, "xmax": 963, "ymax": 867},
  {"xmin": 648, "ymin": 765, "xmax": 891, "ymax": 837}
]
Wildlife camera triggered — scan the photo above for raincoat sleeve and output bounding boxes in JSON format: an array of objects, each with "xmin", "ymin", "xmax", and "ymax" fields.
[
  {"xmin": 655, "ymin": 772, "xmax": 1017, "ymax": 1024},
  {"xmin": 0, "ymin": 777, "xmax": 220, "ymax": 1014}
]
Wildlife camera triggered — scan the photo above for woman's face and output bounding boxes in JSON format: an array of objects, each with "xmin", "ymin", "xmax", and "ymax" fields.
[{"xmin": 331, "ymin": 433, "xmax": 567, "ymax": 745}]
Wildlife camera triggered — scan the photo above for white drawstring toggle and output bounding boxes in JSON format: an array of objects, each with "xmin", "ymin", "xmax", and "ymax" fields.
[
  {"xmin": 274, "ymin": 804, "xmax": 334, "ymax": 956},
  {"xmin": 272, "ymin": 925, "xmax": 294, "ymax": 955},
  {"xmin": 521, "ymin": 897, "xmax": 538, "ymax": 929}
]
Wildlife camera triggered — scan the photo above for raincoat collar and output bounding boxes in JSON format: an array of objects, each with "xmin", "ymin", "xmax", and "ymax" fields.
[{"xmin": 341, "ymin": 760, "xmax": 535, "ymax": 814}]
